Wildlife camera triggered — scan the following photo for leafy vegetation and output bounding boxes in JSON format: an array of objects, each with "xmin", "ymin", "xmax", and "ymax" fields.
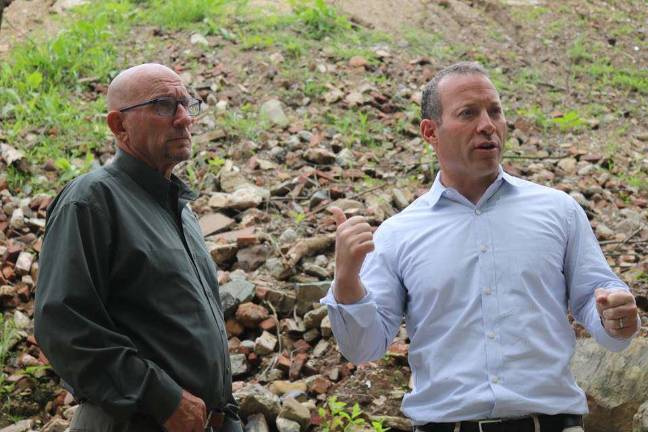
[{"xmin": 318, "ymin": 396, "xmax": 388, "ymax": 432}]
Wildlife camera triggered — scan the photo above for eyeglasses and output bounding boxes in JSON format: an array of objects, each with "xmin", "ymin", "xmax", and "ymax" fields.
[{"xmin": 118, "ymin": 96, "xmax": 202, "ymax": 117}]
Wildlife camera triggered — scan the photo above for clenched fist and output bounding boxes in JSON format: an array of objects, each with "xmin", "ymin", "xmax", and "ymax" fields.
[
  {"xmin": 330, "ymin": 207, "xmax": 375, "ymax": 304},
  {"xmin": 595, "ymin": 288, "xmax": 639, "ymax": 340},
  {"xmin": 163, "ymin": 389, "xmax": 206, "ymax": 432}
]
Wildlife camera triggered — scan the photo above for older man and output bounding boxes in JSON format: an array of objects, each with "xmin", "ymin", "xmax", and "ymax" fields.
[
  {"xmin": 322, "ymin": 62, "xmax": 639, "ymax": 432},
  {"xmin": 35, "ymin": 64, "xmax": 240, "ymax": 432}
]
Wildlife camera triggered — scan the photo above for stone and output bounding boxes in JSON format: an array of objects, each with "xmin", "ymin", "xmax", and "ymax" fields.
[
  {"xmin": 226, "ymin": 319, "xmax": 244, "ymax": 337},
  {"xmin": 13, "ymin": 310, "xmax": 31, "ymax": 329},
  {"xmin": 557, "ymin": 157, "xmax": 578, "ymax": 175},
  {"xmin": 236, "ymin": 383, "xmax": 281, "ymax": 422},
  {"xmin": 199, "ymin": 213, "xmax": 235, "ymax": 237},
  {"xmin": 41, "ymin": 417, "xmax": 69, "ymax": 432},
  {"xmin": 264, "ymin": 287, "xmax": 297, "ymax": 314},
  {"xmin": 10, "ymin": 208, "xmax": 24, "ymax": 229},
  {"xmin": 255, "ymin": 331, "xmax": 278, "ymax": 355},
  {"xmin": 308, "ymin": 375, "xmax": 332, "ymax": 394},
  {"xmin": 236, "ymin": 302, "xmax": 269, "ymax": 328},
  {"xmin": 320, "ymin": 315, "xmax": 332, "ymax": 338},
  {"xmin": 327, "ymin": 199, "xmax": 364, "ymax": 213},
  {"xmin": 303, "ymin": 328, "xmax": 320, "ymax": 343},
  {"xmin": 269, "ymin": 380, "xmax": 308, "ymax": 396},
  {"xmin": 571, "ymin": 338, "xmax": 648, "ymax": 432},
  {"xmin": 230, "ymin": 353, "xmax": 249, "ymax": 378},
  {"xmin": 302, "ymin": 263, "xmax": 329, "ymax": 279},
  {"xmin": 220, "ymin": 279, "xmax": 256, "ymax": 317},
  {"xmin": 208, "ymin": 242, "xmax": 238, "ymax": 265},
  {"xmin": 220, "ymin": 169, "xmax": 251, "ymax": 193},
  {"xmin": 209, "ymin": 187, "xmax": 270, "ymax": 210},
  {"xmin": 260, "ymin": 99, "xmax": 289, "ymax": 127},
  {"xmin": 323, "ymin": 89, "xmax": 344, "ymax": 104},
  {"xmin": 633, "ymin": 400, "xmax": 648, "ymax": 432},
  {"xmin": 52, "ymin": 0, "xmax": 89, "ymax": 13},
  {"xmin": 245, "ymin": 413, "xmax": 270, "ymax": 432},
  {"xmin": 303, "ymin": 306, "xmax": 328, "ymax": 330},
  {"xmin": 237, "ymin": 244, "xmax": 270, "ymax": 272},
  {"xmin": 348, "ymin": 56, "xmax": 368, "ymax": 68},
  {"xmin": 63, "ymin": 404, "xmax": 79, "ymax": 420},
  {"xmin": 295, "ymin": 281, "xmax": 331, "ymax": 315},
  {"xmin": 0, "ymin": 420, "xmax": 34, "ymax": 432},
  {"xmin": 279, "ymin": 228, "xmax": 298, "ymax": 246},
  {"xmin": 309, "ymin": 190, "xmax": 329, "ymax": 210},
  {"xmin": 265, "ymin": 257, "xmax": 286, "ymax": 279},
  {"xmin": 344, "ymin": 92, "xmax": 364, "ymax": 106},
  {"xmin": 275, "ymin": 417, "xmax": 301, "ymax": 432},
  {"xmin": 304, "ymin": 148, "xmax": 336, "ymax": 165},
  {"xmin": 278, "ymin": 397, "xmax": 311, "ymax": 429},
  {"xmin": 14, "ymin": 252, "xmax": 33, "ymax": 276},
  {"xmin": 190, "ymin": 33, "xmax": 209, "ymax": 46},
  {"xmin": 335, "ymin": 148, "xmax": 354, "ymax": 168},
  {"xmin": 595, "ymin": 224, "xmax": 615, "ymax": 240}
]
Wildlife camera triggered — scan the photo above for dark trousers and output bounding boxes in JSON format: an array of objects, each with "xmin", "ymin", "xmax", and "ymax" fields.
[{"xmin": 69, "ymin": 403, "xmax": 244, "ymax": 432}]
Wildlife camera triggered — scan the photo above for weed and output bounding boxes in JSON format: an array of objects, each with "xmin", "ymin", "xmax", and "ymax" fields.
[
  {"xmin": 288, "ymin": 0, "xmax": 351, "ymax": 40},
  {"xmin": 0, "ymin": 314, "xmax": 19, "ymax": 403},
  {"xmin": 144, "ymin": 0, "xmax": 228, "ymax": 28},
  {"xmin": 568, "ymin": 37, "xmax": 594, "ymax": 64},
  {"xmin": 551, "ymin": 110, "xmax": 585, "ymax": 133},
  {"xmin": 318, "ymin": 396, "xmax": 388, "ymax": 432}
]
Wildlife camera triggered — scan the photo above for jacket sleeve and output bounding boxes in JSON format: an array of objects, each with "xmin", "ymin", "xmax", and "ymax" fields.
[{"xmin": 34, "ymin": 200, "xmax": 182, "ymax": 424}]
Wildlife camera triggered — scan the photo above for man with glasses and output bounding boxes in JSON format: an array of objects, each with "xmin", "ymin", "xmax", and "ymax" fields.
[
  {"xmin": 323, "ymin": 62, "xmax": 640, "ymax": 432},
  {"xmin": 35, "ymin": 63, "xmax": 240, "ymax": 432}
]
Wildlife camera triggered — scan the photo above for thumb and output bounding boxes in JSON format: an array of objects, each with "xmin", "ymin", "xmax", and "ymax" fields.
[
  {"xmin": 595, "ymin": 288, "xmax": 609, "ymax": 306},
  {"xmin": 329, "ymin": 206, "xmax": 347, "ymax": 226}
]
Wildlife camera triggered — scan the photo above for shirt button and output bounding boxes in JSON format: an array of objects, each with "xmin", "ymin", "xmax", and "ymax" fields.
[
  {"xmin": 480, "ymin": 245, "xmax": 488, "ymax": 253},
  {"xmin": 475, "ymin": 209, "xmax": 482, "ymax": 215},
  {"xmin": 487, "ymin": 331, "xmax": 496, "ymax": 339},
  {"xmin": 491, "ymin": 376, "xmax": 500, "ymax": 384},
  {"xmin": 484, "ymin": 287, "xmax": 492, "ymax": 295}
]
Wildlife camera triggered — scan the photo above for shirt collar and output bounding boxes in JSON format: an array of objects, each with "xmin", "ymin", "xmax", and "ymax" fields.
[
  {"xmin": 426, "ymin": 165, "xmax": 522, "ymax": 208},
  {"xmin": 110, "ymin": 149, "xmax": 198, "ymax": 207}
]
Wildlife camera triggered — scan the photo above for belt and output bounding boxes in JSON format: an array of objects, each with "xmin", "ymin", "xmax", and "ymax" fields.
[{"xmin": 416, "ymin": 414, "xmax": 583, "ymax": 432}]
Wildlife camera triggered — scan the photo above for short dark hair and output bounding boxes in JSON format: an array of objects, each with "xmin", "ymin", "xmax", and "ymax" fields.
[{"xmin": 421, "ymin": 61, "xmax": 489, "ymax": 122}]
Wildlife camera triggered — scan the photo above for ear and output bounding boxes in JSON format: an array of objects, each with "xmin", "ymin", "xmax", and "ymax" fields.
[
  {"xmin": 107, "ymin": 111, "xmax": 128, "ymax": 142},
  {"xmin": 420, "ymin": 118, "xmax": 439, "ymax": 148}
]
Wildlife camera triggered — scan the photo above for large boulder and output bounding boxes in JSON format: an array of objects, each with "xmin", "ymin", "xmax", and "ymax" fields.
[{"xmin": 571, "ymin": 338, "xmax": 648, "ymax": 432}]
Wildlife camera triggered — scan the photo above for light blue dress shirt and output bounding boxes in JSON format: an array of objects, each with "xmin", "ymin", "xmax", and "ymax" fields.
[{"xmin": 321, "ymin": 167, "xmax": 633, "ymax": 424}]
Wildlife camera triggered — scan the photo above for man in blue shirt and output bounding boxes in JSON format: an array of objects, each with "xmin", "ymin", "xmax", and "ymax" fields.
[{"xmin": 322, "ymin": 62, "xmax": 639, "ymax": 432}]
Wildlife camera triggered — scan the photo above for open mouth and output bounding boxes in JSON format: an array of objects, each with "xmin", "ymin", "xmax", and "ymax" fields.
[{"xmin": 476, "ymin": 142, "xmax": 498, "ymax": 150}]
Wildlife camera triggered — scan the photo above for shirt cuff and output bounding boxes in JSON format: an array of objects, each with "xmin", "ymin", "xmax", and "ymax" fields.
[
  {"xmin": 590, "ymin": 312, "xmax": 638, "ymax": 353},
  {"xmin": 139, "ymin": 366, "xmax": 183, "ymax": 426}
]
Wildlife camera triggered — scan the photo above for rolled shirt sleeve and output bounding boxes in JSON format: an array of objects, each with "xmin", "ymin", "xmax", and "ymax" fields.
[
  {"xmin": 564, "ymin": 198, "xmax": 635, "ymax": 352},
  {"xmin": 35, "ymin": 201, "xmax": 182, "ymax": 424}
]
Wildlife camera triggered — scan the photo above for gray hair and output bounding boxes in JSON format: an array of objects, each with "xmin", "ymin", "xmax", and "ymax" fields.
[{"xmin": 421, "ymin": 61, "xmax": 490, "ymax": 122}]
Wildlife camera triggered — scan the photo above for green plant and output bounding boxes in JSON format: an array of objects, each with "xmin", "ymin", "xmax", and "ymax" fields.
[
  {"xmin": 146, "ymin": 0, "xmax": 228, "ymax": 28},
  {"xmin": 318, "ymin": 396, "xmax": 387, "ymax": 432},
  {"xmin": 0, "ymin": 314, "xmax": 19, "ymax": 401},
  {"xmin": 289, "ymin": 0, "xmax": 351, "ymax": 40},
  {"xmin": 551, "ymin": 110, "xmax": 585, "ymax": 132}
]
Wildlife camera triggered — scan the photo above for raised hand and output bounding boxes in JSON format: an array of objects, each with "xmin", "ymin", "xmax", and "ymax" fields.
[
  {"xmin": 595, "ymin": 288, "xmax": 639, "ymax": 339},
  {"xmin": 330, "ymin": 207, "xmax": 375, "ymax": 304}
]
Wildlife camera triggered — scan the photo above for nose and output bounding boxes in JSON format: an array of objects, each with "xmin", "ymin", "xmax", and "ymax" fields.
[
  {"xmin": 476, "ymin": 110, "xmax": 495, "ymax": 135},
  {"xmin": 173, "ymin": 103, "xmax": 193, "ymax": 128}
]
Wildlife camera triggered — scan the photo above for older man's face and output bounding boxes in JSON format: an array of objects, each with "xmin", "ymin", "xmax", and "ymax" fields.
[
  {"xmin": 429, "ymin": 73, "xmax": 506, "ymax": 186},
  {"xmin": 120, "ymin": 70, "xmax": 194, "ymax": 175}
]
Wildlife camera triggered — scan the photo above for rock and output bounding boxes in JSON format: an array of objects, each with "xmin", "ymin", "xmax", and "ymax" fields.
[
  {"xmin": 260, "ymin": 99, "xmax": 289, "ymax": 127},
  {"xmin": 265, "ymin": 257, "xmax": 286, "ymax": 279},
  {"xmin": 335, "ymin": 148, "xmax": 354, "ymax": 168},
  {"xmin": 344, "ymin": 92, "xmax": 364, "ymax": 106},
  {"xmin": 208, "ymin": 242, "xmax": 238, "ymax": 265},
  {"xmin": 41, "ymin": 417, "xmax": 69, "ymax": 432},
  {"xmin": 236, "ymin": 383, "xmax": 281, "ymax": 422},
  {"xmin": 0, "ymin": 420, "xmax": 33, "ymax": 432},
  {"xmin": 245, "ymin": 413, "xmax": 270, "ymax": 432},
  {"xmin": 236, "ymin": 302, "xmax": 269, "ymax": 328},
  {"xmin": 320, "ymin": 315, "xmax": 332, "ymax": 338},
  {"xmin": 14, "ymin": 252, "xmax": 33, "ymax": 276},
  {"xmin": 264, "ymin": 287, "xmax": 297, "ymax": 314},
  {"xmin": 269, "ymin": 380, "xmax": 308, "ymax": 396},
  {"xmin": 230, "ymin": 353, "xmax": 249, "ymax": 378},
  {"xmin": 190, "ymin": 33, "xmax": 209, "ymax": 46},
  {"xmin": 308, "ymin": 375, "xmax": 332, "ymax": 394},
  {"xmin": 569, "ymin": 191, "xmax": 589, "ymax": 208},
  {"xmin": 52, "ymin": 0, "xmax": 88, "ymax": 12},
  {"xmin": 237, "ymin": 244, "xmax": 270, "ymax": 272},
  {"xmin": 349, "ymin": 56, "xmax": 368, "ymax": 68},
  {"xmin": 392, "ymin": 188, "xmax": 410, "ymax": 210},
  {"xmin": 269, "ymin": 52, "xmax": 285, "ymax": 64},
  {"xmin": 220, "ymin": 279, "xmax": 256, "ymax": 316},
  {"xmin": 0, "ymin": 144, "xmax": 26, "ymax": 166},
  {"xmin": 370, "ymin": 415, "xmax": 412, "ymax": 431},
  {"xmin": 571, "ymin": 338, "xmax": 648, "ymax": 432},
  {"xmin": 595, "ymin": 223, "xmax": 615, "ymax": 240},
  {"xmin": 303, "ymin": 306, "xmax": 328, "ymax": 330},
  {"xmin": 220, "ymin": 169, "xmax": 252, "ymax": 193},
  {"xmin": 327, "ymin": 199, "xmax": 364, "ymax": 214},
  {"xmin": 199, "ymin": 213, "xmax": 235, "ymax": 237},
  {"xmin": 226, "ymin": 319, "xmax": 244, "ymax": 337},
  {"xmin": 279, "ymin": 228, "xmax": 298, "ymax": 245},
  {"xmin": 323, "ymin": 89, "xmax": 344, "ymax": 104},
  {"xmin": 304, "ymin": 148, "xmax": 336, "ymax": 165},
  {"xmin": 557, "ymin": 157, "xmax": 578, "ymax": 175},
  {"xmin": 13, "ymin": 310, "xmax": 30, "ymax": 329},
  {"xmin": 295, "ymin": 281, "xmax": 331, "ymax": 315},
  {"xmin": 255, "ymin": 331, "xmax": 278, "ymax": 355},
  {"xmin": 10, "ymin": 208, "xmax": 24, "ymax": 229},
  {"xmin": 633, "ymin": 400, "xmax": 648, "ymax": 432},
  {"xmin": 276, "ymin": 417, "xmax": 301, "ymax": 432},
  {"xmin": 278, "ymin": 397, "xmax": 311, "ymax": 429},
  {"xmin": 63, "ymin": 404, "xmax": 78, "ymax": 420},
  {"xmin": 312, "ymin": 339, "xmax": 329, "ymax": 358},
  {"xmin": 209, "ymin": 187, "xmax": 270, "ymax": 210}
]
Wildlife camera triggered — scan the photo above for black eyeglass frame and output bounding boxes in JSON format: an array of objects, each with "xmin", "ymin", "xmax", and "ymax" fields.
[{"xmin": 118, "ymin": 96, "xmax": 202, "ymax": 117}]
